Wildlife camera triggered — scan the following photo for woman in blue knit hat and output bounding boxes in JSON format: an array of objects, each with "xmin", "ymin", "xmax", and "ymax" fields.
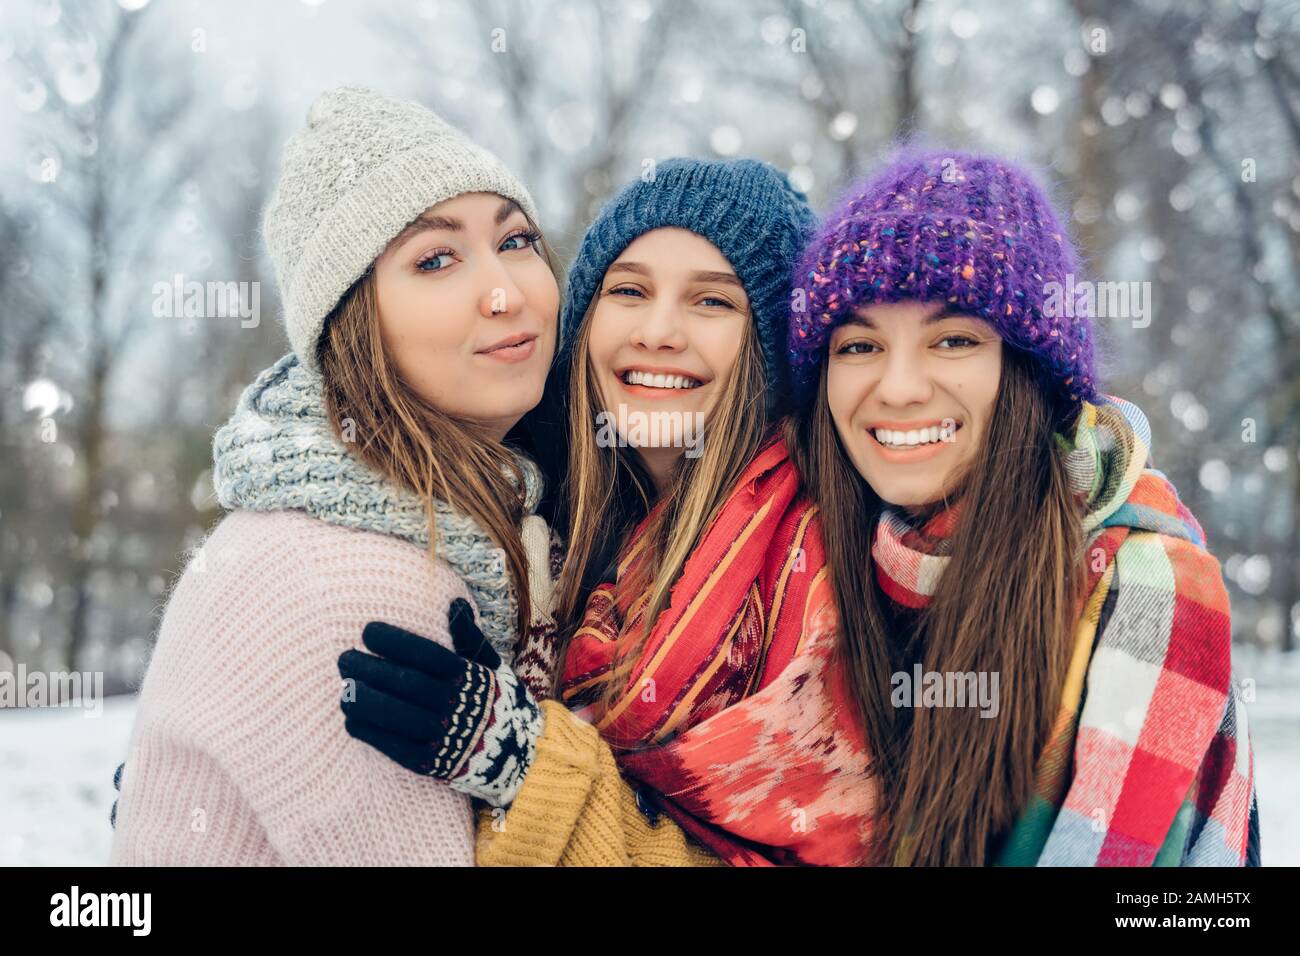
[
  {"xmin": 784, "ymin": 146, "xmax": 1258, "ymax": 866},
  {"xmin": 340, "ymin": 158, "xmax": 898, "ymax": 865}
]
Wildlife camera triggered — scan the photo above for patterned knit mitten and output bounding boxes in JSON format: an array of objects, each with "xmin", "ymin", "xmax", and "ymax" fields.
[
  {"xmin": 509, "ymin": 520, "xmax": 564, "ymax": 701},
  {"xmin": 338, "ymin": 598, "xmax": 543, "ymax": 807},
  {"xmin": 513, "ymin": 619, "xmax": 561, "ymax": 702}
]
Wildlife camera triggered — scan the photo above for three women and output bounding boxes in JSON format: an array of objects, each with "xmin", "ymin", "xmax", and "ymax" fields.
[{"xmin": 112, "ymin": 88, "xmax": 1257, "ymax": 867}]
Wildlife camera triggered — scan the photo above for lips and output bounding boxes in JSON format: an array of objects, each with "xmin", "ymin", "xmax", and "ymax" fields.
[
  {"xmin": 866, "ymin": 421, "xmax": 962, "ymax": 463},
  {"xmin": 478, "ymin": 332, "xmax": 537, "ymax": 354}
]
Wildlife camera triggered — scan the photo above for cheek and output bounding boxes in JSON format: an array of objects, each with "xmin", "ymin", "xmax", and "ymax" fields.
[
  {"xmin": 696, "ymin": 318, "xmax": 747, "ymax": 376},
  {"xmin": 825, "ymin": 363, "xmax": 867, "ymax": 433},
  {"xmin": 948, "ymin": 354, "xmax": 1001, "ymax": 452},
  {"xmin": 965, "ymin": 353, "xmax": 1002, "ymax": 422},
  {"xmin": 378, "ymin": 275, "xmax": 467, "ymax": 350},
  {"xmin": 585, "ymin": 304, "xmax": 625, "ymax": 366},
  {"xmin": 517, "ymin": 260, "xmax": 560, "ymax": 322}
]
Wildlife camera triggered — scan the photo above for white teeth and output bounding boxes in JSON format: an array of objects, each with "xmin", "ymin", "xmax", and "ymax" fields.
[
  {"xmin": 873, "ymin": 424, "xmax": 959, "ymax": 447},
  {"xmin": 623, "ymin": 370, "xmax": 701, "ymax": 389}
]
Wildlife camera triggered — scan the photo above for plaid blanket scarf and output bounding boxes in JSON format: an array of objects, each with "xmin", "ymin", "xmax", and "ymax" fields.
[{"xmin": 877, "ymin": 395, "xmax": 1257, "ymax": 866}]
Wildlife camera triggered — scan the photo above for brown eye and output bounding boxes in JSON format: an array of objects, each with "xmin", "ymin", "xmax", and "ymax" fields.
[
  {"xmin": 935, "ymin": 334, "xmax": 978, "ymax": 349},
  {"xmin": 836, "ymin": 341, "xmax": 879, "ymax": 355}
]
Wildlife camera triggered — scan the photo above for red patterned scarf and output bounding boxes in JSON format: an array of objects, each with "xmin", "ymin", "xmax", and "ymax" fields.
[{"xmin": 558, "ymin": 436, "xmax": 878, "ymax": 865}]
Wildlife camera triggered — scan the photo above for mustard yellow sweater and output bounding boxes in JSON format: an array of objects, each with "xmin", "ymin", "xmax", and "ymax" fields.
[{"xmin": 474, "ymin": 700, "xmax": 725, "ymax": 866}]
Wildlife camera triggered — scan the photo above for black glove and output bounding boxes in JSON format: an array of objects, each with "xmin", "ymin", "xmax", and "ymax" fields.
[{"xmin": 338, "ymin": 598, "xmax": 543, "ymax": 807}]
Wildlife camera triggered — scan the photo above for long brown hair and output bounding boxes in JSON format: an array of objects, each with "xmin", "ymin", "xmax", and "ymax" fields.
[
  {"xmin": 552, "ymin": 294, "xmax": 770, "ymax": 702},
  {"xmin": 788, "ymin": 345, "xmax": 1085, "ymax": 866},
  {"xmin": 317, "ymin": 215, "xmax": 565, "ymax": 636}
]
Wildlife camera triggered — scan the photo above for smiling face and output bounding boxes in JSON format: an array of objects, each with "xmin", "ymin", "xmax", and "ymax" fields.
[
  {"xmin": 585, "ymin": 227, "xmax": 750, "ymax": 485},
  {"xmin": 370, "ymin": 192, "xmax": 559, "ymax": 441},
  {"xmin": 826, "ymin": 300, "xmax": 1004, "ymax": 510}
]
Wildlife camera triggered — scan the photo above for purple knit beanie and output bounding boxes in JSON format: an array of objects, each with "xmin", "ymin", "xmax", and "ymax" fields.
[{"xmin": 787, "ymin": 148, "xmax": 1099, "ymax": 410}]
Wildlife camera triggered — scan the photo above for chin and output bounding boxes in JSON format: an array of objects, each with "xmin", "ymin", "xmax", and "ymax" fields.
[
  {"xmin": 863, "ymin": 471, "xmax": 941, "ymax": 509},
  {"xmin": 880, "ymin": 492, "xmax": 936, "ymax": 509},
  {"xmin": 465, "ymin": 390, "xmax": 542, "ymax": 428},
  {"xmin": 489, "ymin": 399, "xmax": 541, "ymax": 426}
]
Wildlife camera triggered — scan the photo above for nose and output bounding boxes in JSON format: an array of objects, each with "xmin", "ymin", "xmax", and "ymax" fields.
[
  {"xmin": 477, "ymin": 254, "xmax": 525, "ymax": 320},
  {"xmin": 629, "ymin": 299, "xmax": 688, "ymax": 352},
  {"xmin": 874, "ymin": 348, "xmax": 934, "ymax": 409}
]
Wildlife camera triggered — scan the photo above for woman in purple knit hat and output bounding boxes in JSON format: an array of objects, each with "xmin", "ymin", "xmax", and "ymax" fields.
[{"xmin": 785, "ymin": 147, "xmax": 1259, "ymax": 866}]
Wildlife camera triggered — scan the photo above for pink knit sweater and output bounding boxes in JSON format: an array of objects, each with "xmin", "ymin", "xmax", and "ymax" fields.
[{"xmin": 109, "ymin": 509, "xmax": 480, "ymax": 866}]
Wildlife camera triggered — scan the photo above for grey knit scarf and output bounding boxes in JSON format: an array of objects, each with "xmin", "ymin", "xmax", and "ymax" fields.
[{"xmin": 211, "ymin": 352, "xmax": 543, "ymax": 661}]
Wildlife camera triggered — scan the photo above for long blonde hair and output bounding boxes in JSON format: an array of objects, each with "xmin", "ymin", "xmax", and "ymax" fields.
[
  {"xmin": 553, "ymin": 293, "xmax": 772, "ymax": 701},
  {"xmin": 317, "ymin": 214, "xmax": 565, "ymax": 636}
]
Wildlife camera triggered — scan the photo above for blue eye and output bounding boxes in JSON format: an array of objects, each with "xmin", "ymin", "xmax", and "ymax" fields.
[
  {"xmin": 500, "ymin": 229, "xmax": 541, "ymax": 252},
  {"xmin": 415, "ymin": 251, "xmax": 455, "ymax": 273},
  {"xmin": 699, "ymin": 296, "xmax": 734, "ymax": 309},
  {"xmin": 607, "ymin": 286, "xmax": 644, "ymax": 298}
]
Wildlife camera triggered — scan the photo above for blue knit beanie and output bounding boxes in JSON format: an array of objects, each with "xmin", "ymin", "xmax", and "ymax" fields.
[{"xmin": 559, "ymin": 157, "xmax": 817, "ymax": 412}]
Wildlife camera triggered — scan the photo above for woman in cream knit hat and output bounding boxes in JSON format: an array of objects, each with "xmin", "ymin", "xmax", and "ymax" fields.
[{"xmin": 109, "ymin": 86, "xmax": 566, "ymax": 864}]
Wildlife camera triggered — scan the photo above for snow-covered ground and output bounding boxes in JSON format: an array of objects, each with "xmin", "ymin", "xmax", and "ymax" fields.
[
  {"xmin": 2, "ymin": 650, "xmax": 1297, "ymax": 866},
  {"xmin": 1, "ymin": 695, "xmax": 136, "ymax": 866},
  {"xmin": 1233, "ymin": 645, "xmax": 1300, "ymax": 866}
]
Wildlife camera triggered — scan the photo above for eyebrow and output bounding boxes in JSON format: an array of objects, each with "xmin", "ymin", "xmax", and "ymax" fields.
[
  {"xmin": 606, "ymin": 262, "xmax": 744, "ymax": 289},
  {"xmin": 393, "ymin": 199, "xmax": 524, "ymax": 245}
]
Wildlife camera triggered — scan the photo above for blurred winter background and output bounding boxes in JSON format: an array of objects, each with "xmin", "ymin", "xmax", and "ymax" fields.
[{"xmin": 1, "ymin": 0, "xmax": 1298, "ymax": 866}]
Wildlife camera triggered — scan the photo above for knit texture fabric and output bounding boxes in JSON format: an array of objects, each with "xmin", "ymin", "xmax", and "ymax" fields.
[
  {"xmin": 442, "ymin": 644, "xmax": 544, "ymax": 809},
  {"xmin": 263, "ymin": 86, "xmax": 541, "ymax": 371},
  {"xmin": 113, "ymin": 350, "xmax": 561, "ymax": 865},
  {"xmin": 212, "ymin": 352, "xmax": 545, "ymax": 664},
  {"xmin": 109, "ymin": 510, "xmax": 478, "ymax": 866},
  {"xmin": 559, "ymin": 157, "xmax": 817, "ymax": 412},
  {"xmin": 872, "ymin": 395, "xmax": 1256, "ymax": 866},
  {"xmin": 474, "ymin": 700, "xmax": 724, "ymax": 867},
  {"xmin": 788, "ymin": 147, "xmax": 1099, "ymax": 410}
]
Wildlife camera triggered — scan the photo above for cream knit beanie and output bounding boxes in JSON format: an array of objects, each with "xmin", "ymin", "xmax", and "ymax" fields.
[{"xmin": 262, "ymin": 86, "xmax": 540, "ymax": 372}]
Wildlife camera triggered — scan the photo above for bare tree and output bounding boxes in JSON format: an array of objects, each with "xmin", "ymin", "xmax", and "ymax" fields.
[
  {"xmin": 1066, "ymin": 0, "xmax": 1300, "ymax": 649},
  {"xmin": 15, "ymin": 3, "xmax": 209, "ymax": 668},
  {"xmin": 0, "ymin": 201, "xmax": 57, "ymax": 665},
  {"xmin": 376, "ymin": 0, "xmax": 691, "ymax": 245}
]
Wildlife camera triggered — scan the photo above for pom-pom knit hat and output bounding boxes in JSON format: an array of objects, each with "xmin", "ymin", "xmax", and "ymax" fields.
[
  {"xmin": 787, "ymin": 148, "xmax": 1099, "ymax": 410},
  {"xmin": 262, "ymin": 86, "xmax": 541, "ymax": 374},
  {"xmin": 559, "ymin": 157, "xmax": 818, "ymax": 413}
]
